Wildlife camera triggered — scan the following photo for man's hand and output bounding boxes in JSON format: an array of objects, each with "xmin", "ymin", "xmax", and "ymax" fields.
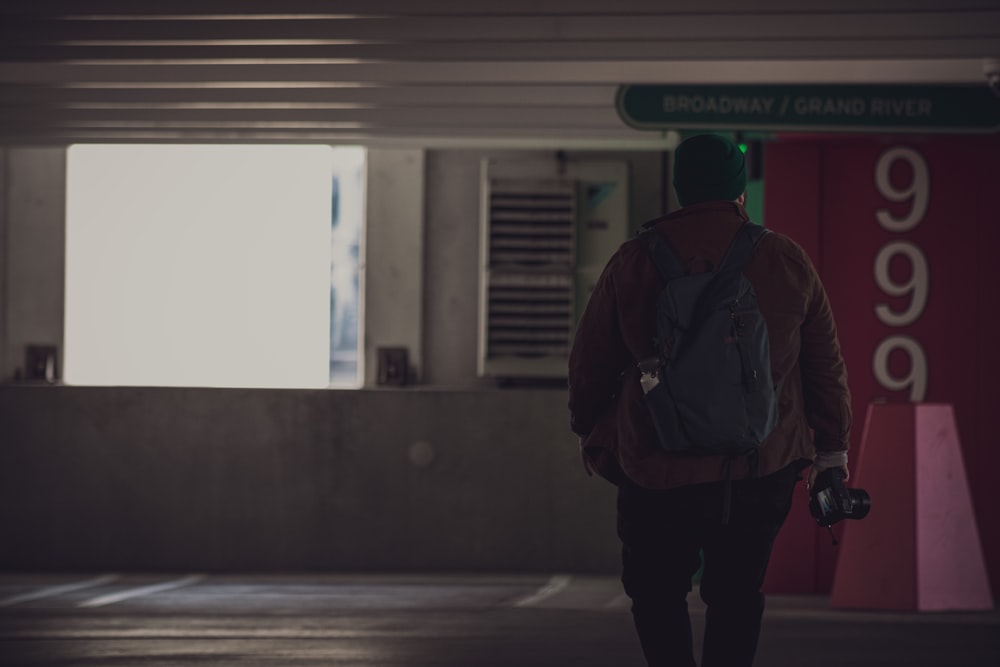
[{"xmin": 806, "ymin": 464, "xmax": 849, "ymax": 491}]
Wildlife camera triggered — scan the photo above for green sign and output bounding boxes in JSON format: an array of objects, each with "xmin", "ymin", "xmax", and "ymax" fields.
[{"xmin": 616, "ymin": 84, "xmax": 1000, "ymax": 133}]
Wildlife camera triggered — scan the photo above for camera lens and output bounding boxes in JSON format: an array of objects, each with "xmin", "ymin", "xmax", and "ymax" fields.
[{"xmin": 848, "ymin": 489, "xmax": 871, "ymax": 520}]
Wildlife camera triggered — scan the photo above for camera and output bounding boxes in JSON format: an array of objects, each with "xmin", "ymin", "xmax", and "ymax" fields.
[{"xmin": 808, "ymin": 467, "xmax": 871, "ymax": 527}]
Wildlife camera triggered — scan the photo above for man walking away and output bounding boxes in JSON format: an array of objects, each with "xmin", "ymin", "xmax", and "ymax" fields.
[{"xmin": 568, "ymin": 134, "xmax": 851, "ymax": 667}]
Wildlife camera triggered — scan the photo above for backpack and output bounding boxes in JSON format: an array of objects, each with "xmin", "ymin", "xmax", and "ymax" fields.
[{"xmin": 636, "ymin": 221, "xmax": 778, "ymax": 457}]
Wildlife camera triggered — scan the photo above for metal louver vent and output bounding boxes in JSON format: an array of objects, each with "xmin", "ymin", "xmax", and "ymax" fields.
[
  {"xmin": 480, "ymin": 176, "xmax": 577, "ymax": 377},
  {"xmin": 479, "ymin": 160, "xmax": 627, "ymax": 380},
  {"xmin": 489, "ymin": 186, "xmax": 575, "ymax": 266},
  {"xmin": 487, "ymin": 272, "xmax": 574, "ymax": 357}
]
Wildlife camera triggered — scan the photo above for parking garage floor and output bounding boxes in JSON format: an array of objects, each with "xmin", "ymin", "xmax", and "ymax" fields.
[{"xmin": 0, "ymin": 573, "xmax": 997, "ymax": 666}]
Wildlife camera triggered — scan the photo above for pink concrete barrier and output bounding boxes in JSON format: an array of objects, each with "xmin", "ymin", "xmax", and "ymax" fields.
[{"xmin": 830, "ymin": 403, "xmax": 993, "ymax": 611}]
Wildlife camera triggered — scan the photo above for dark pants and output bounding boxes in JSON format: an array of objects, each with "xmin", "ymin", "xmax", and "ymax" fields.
[{"xmin": 616, "ymin": 463, "xmax": 800, "ymax": 667}]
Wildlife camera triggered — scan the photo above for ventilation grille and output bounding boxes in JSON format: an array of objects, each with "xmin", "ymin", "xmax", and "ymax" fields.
[
  {"xmin": 482, "ymin": 179, "xmax": 576, "ymax": 370},
  {"xmin": 487, "ymin": 272, "xmax": 574, "ymax": 357},
  {"xmin": 489, "ymin": 185, "xmax": 575, "ymax": 266}
]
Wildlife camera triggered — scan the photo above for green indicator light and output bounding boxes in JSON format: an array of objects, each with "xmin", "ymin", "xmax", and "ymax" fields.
[{"xmin": 738, "ymin": 143, "xmax": 748, "ymax": 153}]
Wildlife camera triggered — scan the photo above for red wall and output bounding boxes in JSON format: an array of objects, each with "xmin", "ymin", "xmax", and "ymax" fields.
[{"xmin": 762, "ymin": 134, "xmax": 1000, "ymax": 597}]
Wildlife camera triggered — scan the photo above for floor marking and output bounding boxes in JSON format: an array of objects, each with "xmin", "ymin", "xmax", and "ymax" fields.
[
  {"xmin": 606, "ymin": 592, "xmax": 630, "ymax": 609},
  {"xmin": 512, "ymin": 574, "xmax": 572, "ymax": 607},
  {"xmin": 0, "ymin": 574, "xmax": 119, "ymax": 607},
  {"xmin": 78, "ymin": 574, "xmax": 204, "ymax": 608}
]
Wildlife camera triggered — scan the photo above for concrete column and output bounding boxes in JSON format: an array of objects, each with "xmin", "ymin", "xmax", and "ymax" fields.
[
  {"xmin": 0, "ymin": 149, "xmax": 6, "ymax": 378},
  {"xmin": 1, "ymin": 147, "xmax": 66, "ymax": 382},
  {"xmin": 362, "ymin": 148, "xmax": 425, "ymax": 387}
]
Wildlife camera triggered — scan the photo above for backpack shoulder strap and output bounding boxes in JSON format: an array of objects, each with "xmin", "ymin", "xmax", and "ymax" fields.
[
  {"xmin": 683, "ymin": 223, "xmax": 770, "ymax": 338},
  {"xmin": 637, "ymin": 226, "xmax": 686, "ymax": 282},
  {"xmin": 718, "ymin": 222, "xmax": 770, "ymax": 275}
]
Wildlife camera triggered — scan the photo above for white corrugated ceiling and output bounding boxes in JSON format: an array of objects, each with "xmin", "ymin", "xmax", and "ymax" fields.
[{"xmin": 0, "ymin": 0, "xmax": 997, "ymax": 146}]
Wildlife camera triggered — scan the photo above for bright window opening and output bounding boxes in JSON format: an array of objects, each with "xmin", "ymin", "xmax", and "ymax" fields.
[{"xmin": 65, "ymin": 144, "xmax": 364, "ymax": 388}]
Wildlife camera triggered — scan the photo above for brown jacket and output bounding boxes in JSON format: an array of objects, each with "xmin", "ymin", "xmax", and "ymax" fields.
[{"xmin": 568, "ymin": 201, "xmax": 851, "ymax": 488}]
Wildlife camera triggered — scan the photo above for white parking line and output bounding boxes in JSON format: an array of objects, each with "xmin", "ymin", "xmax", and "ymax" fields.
[
  {"xmin": 78, "ymin": 574, "xmax": 205, "ymax": 608},
  {"xmin": 512, "ymin": 574, "xmax": 572, "ymax": 607},
  {"xmin": 606, "ymin": 592, "xmax": 630, "ymax": 609},
  {"xmin": 0, "ymin": 574, "xmax": 119, "ymax": 607}
]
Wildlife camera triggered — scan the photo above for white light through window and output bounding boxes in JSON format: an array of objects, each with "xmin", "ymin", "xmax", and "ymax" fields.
[{"xmin": 65, "ymin": 144, "xmax": 334, "ymax": 388}]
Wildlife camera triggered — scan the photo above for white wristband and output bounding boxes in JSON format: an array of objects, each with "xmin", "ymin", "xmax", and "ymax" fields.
[{"xmin": 814, "ymin": 450, "xmax": 848, "ymax": 470}]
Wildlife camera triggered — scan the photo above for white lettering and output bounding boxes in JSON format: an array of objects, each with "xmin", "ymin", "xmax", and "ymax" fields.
[
  {"xmin": 661, "ymin": 94, "xmax": 800, "ymax": 117},
  {"xmin": 871, "ymin": 146, "xmax": 932, "ymax": 403},
  {"xmin": 793, "ymin": 96, "xmax": 867, "ymax": 116},
  {"xmin": 875, "ymin": 148, "xmax": 930, "ymax": 231},
  {"xmin": 874, "ymin": 241, "xmax": 929, "ymax": 326},
  {"xmin": 873, "ymin": 336, "xmax": 928, "ymax": 402},
  {"xmin": 869, "ymin": 97, "xmax": 933, "ymax": 117}
]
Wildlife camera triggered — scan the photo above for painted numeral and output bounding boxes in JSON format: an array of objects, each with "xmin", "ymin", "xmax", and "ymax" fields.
[
  {"xmin": 875, "ymin": 147, "xmax": 929, "ymax": 233},
  {"xmin": 873, "ymin": 241, "xmax": 929, "ymax": 327},
  {"xmin": 872, "ymin": 147, "xmax": 930, "ymax": 401},
  {"xmin": 872, "ymin": 335, "xmax": 928, "ymax": 402}
]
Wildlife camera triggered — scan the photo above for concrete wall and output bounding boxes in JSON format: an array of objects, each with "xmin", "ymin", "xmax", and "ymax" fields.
[
  {"xmin": 0, "ymin": 145, "xmax": 664, "ymax": 573},
  {"xmin": 0, "ymin": 150, "xmax": 5, "ymax": 379},
  {"xmin": 0, "ymin": 385, "xmax": 617, "ymax": 572},
  {"xmin": 363, "ymin": 149, "xmax": 425, "ymax": 385},
  {"xmin": 0, "ymin": 148, "xmax": 66, "ymax": 382}
]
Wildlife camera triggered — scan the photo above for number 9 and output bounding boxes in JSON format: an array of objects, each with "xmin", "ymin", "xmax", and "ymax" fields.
[
  {"xmin": 875, "ymin": 147, "xmax": 929, "ymax": 232},
  {"xmin": 873, "ymin": 241, "xmax": 928, "ymax": 327},
  {"xmin": 872, "ymin": 335, "xmax": 927, "ymax": 402}
]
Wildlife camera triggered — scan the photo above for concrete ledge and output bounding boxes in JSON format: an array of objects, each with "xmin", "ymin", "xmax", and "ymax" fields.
[{"xmin": 0, "ymin": 385, "xmax": 619, "ymax": 573}]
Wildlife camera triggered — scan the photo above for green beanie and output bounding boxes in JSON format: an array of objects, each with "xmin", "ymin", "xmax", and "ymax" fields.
[{"xmin": 672, "ymin": 134, "xmax": 748, "ymax": 207}]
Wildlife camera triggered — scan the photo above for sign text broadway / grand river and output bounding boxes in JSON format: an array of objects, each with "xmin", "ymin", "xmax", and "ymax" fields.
[
  {"xmin": 662, "ymin": 94, "xmax": 932, "ymax": 119},
  {"xmin": 615, "ymin": 84, "xmax": 1000, "ymax": 132}
]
